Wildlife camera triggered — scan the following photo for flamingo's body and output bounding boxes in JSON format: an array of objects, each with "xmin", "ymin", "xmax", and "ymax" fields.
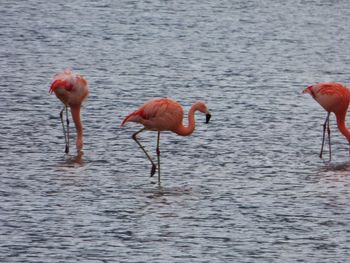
[
  {"xmin": 122, "ymin": 98, "xmax": 211, "ymax": 183},
  {"xmin": 303, "ymin": 82, "xmax": 350, "ymax": 160},
  {"xmin": 49, "ymin": 69, "xmax": 89, "ymax": 154}
]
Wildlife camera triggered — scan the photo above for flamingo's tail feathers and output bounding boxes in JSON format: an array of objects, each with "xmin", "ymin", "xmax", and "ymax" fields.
[
  {"xmin": 302, "ymin": 85, "xmax": 313, "ymax": 94},
  {"xmin": 49, "ymin": 79, "xmax": 73, "ymax": 94},
  {"xmin": 49, "ymin": 79, "xmax": 61, "ymax": 94},
  {"xmin": 121, "ymin": 110, "xmax": 144, "ymax": 126}
]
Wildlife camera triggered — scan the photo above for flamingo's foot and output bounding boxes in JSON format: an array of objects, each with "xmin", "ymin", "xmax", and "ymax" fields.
[
  {"xmin": 150, "ymin": 164, "xmax": 156, "ymax": 177},
  {"xmin": 65, "ymin": 145, "xmax": 69, "ymax": 154}
]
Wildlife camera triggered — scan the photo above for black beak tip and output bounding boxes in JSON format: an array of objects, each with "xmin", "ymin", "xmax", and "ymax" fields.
[{"xmin": 206, "ymin": 113, "xmax": 211, "ymax": 124}]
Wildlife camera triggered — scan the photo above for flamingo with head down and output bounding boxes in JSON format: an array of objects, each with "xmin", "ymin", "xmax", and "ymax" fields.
[
  {"xmin": 49, "ymin": 69, "xmax": 89, "ymax": 154},
  {"xmin": 303, "ymin": 82, "xmax": 350, "ymax": 160}
]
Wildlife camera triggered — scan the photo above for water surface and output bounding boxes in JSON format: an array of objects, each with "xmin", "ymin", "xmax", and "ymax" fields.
[{"xmin": 1, "ymin": 0, "xmax": 350, "ymax": 262}]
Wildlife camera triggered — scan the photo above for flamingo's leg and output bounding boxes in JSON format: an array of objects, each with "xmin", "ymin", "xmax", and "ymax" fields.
[
  {"xmin": 156, "ymin": 131, "xmax": 161, "ymax": 184},
  {"xmin": 320, "ymin": 112, "xmax": 330, "ymax": 160},
  {"xmin": 66, "ymin": 106, "xmax": 70, "ymax": 154},
  {"xmin": 327, "ymin": 113, "xmax": 331, "ymax": 161},
  {"xmin": 132, "ymin": 128, "xmax": 156, "ymax": 177},
  {"xmin": 60, "ymin": 106, "xmax": 69, "ymax": 154}
]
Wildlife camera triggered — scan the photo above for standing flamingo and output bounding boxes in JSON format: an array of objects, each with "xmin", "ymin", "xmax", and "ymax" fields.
[
  {"xmin": 303, "ymin": 82, "xmax": 350, "ymax": 160},
  {"xmin": 121, "ymin": 98, "xmax": 211, "ymax": 183},
  {"xmin": 49, "ymin": 69, "xmax": 89, "ymax": 154}
]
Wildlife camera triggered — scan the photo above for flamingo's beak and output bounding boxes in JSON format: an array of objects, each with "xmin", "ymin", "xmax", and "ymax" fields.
[{"xmin": 206, "ymin": 113, "xmax": 211, "ymax": 124}]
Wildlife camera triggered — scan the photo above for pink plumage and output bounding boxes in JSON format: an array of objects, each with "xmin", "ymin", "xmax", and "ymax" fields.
[
  {"xmin": 122, "ymin": 98, "xmax": 185, "ymax": 132},
  {"xmin": 49, "ymin": 69, "xmax": 89, "ymax": 154},
  {"xmin": 303, "ymin": 82, "xmax": 350, "ymax": 160},
  {"xmin": 122, "ymin": 97, "xmax": 211, "ymax": 183},
  {"xmin": 49, "ymin": 69, "xmax": 89, "ymax": 106}
]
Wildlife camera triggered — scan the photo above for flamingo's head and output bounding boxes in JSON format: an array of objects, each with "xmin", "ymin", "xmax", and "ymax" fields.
[
  {"xmin": 49, "ymin": 79, "xmax": 73, "ymax": 94},
  {"xmin": 195, "ymin": 101, "xmax": 211, "ymax": 123}
]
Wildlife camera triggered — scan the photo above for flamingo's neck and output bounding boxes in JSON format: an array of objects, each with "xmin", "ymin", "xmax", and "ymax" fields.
[
  {"xmin": 174, "ymin": 105, "xmax": 197, "ymax": 136},
  {"xmin": 71, "ymin": 105, "xmax": 84, "ymax": 152},
  {"xmin": 336, "ymin": 112, "xmax": 350, "ymax": 144}
]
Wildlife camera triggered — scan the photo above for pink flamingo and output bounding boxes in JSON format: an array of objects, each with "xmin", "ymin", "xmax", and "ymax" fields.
[
  {"xmin": 121, "ymin": 98, "xmax": 211, "ymax": 183},
  {"xmin": 49, "ymin": 69, "xmax": 89, "ymax": 154},
  {"xmin": 303, "ymin": 82, "xmax": 350, "ymax": 160}
]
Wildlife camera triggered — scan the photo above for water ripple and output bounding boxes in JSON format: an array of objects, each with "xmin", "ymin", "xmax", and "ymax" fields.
[{"xmin": 1, "ymin": 0, "xmax": 350, "ymax": 262}]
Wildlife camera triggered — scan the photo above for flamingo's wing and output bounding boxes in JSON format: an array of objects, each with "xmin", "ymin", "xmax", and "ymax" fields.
[
  {"xmin": 306, "ymin": 82, "xmax": 350, "ymax": 114},
  {"xmin": 317, "ymin": 82, "xmax": 349, "ymax": 97},
  {"xmin": 121, "ymin": 98, "xmax": 182, "ymax": 129},
  {"xmin": 141, "ymin": 98, "xmax": 171, "ymax": 119},
  {"xmin": 121, "ymin": 99, "xmax": 168, "ymax": 125}
]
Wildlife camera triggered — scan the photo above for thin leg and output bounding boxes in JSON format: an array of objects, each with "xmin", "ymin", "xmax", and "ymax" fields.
[
  {"xmin": 320, "ymin": 112, "xmax": 330, "ymax": 159},
  {"xmin": 66, "ymin": 106, "xmax": 70, "ymax": 154},
  {"xmin": 132, "ymin": 128, "xmax": 156, "ymax": 177},
  {"xmin": 60, "ymin": 107, "xmax": 69, "ymax": 154},
  {"xmin": 327, "ymin": 115, "xmax": 331, "ymax": 161},
  {"xmin": 156, "ymin": 131, "xmax": 161, "ymax": 184}
]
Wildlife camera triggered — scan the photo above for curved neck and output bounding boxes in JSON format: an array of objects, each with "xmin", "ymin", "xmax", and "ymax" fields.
[
  {"xmin": 336, "ymin": 112, "xmax": 350, "ymax": 144},
  {"xmin": 174, "ymin": 106, "xmax": 197, "ymax": 136},
  {"xmin": 70, "ymin": 105, "xmax": 84, "ymax": 152}
]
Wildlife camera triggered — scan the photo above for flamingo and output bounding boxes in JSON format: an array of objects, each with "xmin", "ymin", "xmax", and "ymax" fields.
[
  {"xmin": 121, "ymin": 98, "xmax": 211, "ymax": 183},
  {"xmin": 49, "ymin": 69, "xmax": 89, "ymax": 154},
  {"xmin": 303, "ymin": 82, "xmax": 350, "ymax": 160}
]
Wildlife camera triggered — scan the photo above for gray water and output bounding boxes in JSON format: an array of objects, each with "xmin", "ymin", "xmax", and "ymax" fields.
[{"xmin": 1, "ymin": 0, "xmax": 350, "ymax": 262}]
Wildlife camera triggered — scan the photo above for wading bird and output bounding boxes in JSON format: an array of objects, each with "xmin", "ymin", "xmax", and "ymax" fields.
[
  {"xmin": 303, "ymin": 82, "xmax": 350, "ymax": 160},
  {"xmin": 49, "ymin": 69, "xmax": 89, "ymax": 154},
  {"xmin": 121, "ymin": 98, "xmax": 211, "ymax": 184}
]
